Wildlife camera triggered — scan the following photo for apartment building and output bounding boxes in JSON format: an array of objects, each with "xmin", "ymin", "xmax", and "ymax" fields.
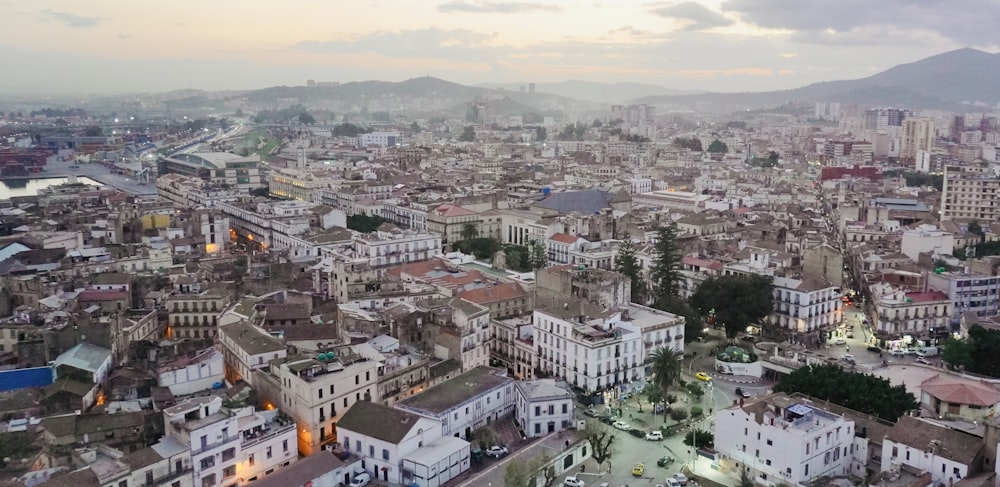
[
  {"xmin": 163, "ymin": 396, "xmax": 298, "ymax": 487},
  {"xmin": 514, "ymin": 379, "xmax": 575, "ymax": 438},
  {"xmin": 395, "ymin": 366, "xmax": 514, "ymax": 440},
  {"xmin": 715, "ymin": 394, "xmax": 854, "ymax": 486},
  {"xmin": 490, "ymin": 316, "xmax": 536, "ymax": 380},
  {"xmin": 927, "ymin": 272, "xmax": 1000, "ymax": 321},
  {"xmin": 869, "ymin": 283, "xmax": 952, "ymax": 346},
  {"xmin": 353, "ymin": 226, "xmax": 441, "ymax": 267},
  {"xmin": 940, "ymin": 166, "xmax": 1000, "ymax": 221},
  {"xmin": 218, "ymin": 321, "xmax": 288, "ymax": 386},
  {"xmin": 901, "ymin": 118, "xmax": 935, "ymax": 161},
  {"xmin": 260, "ymin": 348, "xmax": 380, "ymax": 455},
  {"xmin": 165, "ymin": 292, "xmax": 227, "ymax": 340},
  {"xmin": 770, "ymin": 276, "xmax": 842, "ymax": 346}
]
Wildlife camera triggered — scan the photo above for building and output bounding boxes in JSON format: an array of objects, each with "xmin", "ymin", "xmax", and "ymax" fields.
[
  {"xmin": 218, "ymin": 321, "xmax": 288, "ymax": 386},
  {"xmin": 940, "ymin": 165, "xmax": 1000, "ymax": 222},
  {"xmin": 715, "ymin": 393, "xmax": 854, "ymax": 486},
  {"xmin": 247, "ymin": 450, "xmax": 361, "ymax": 487},
  {"xmin": 353, "ymin": 226, "xmax": 442, "ymax": 267},
  {"xmin": 869, "ymin": 283, "xmax": 952, "ymax": 347},
  {"xmin": 900, "ymin": 224, "xmax": 955, "ymax": 262},
  {"xmin": 163, "ymin": 396, "xmax": 298, "ymax": 487},
  {"xmin": 359, "ymin": 132, "xmax": 402, "ymax": 148},
  {"xmin": 881, "ymin": 416, "xmax": 982, "ymax": 485},
  {"xmin": 395, "ymin": 366, "xmax": 513, "ymax": 440},
  {"xmin": 770, "ymin": 276, "xmax": 842, "ymax": 347},
  {"xmin": 259, "ymin": 348, "xmax": 380, "ymax": 455},
  {"xmin": 336, "ymin": 400, "xmax": 449, "ymax": 485},
  {"xmin": 514, "ymin": 379, "xmax": 574, "ymax": 438},
  {"xmin": 158, "ymin": 153, "xmax": 263, "ymax": 191},
  {"xmin": 52, "ymin": 342, "xmax": 112, "ymax": 386},
  {"xmin": 919, "ymin": 374, "xmax": 1000, "ymax": 422},
  {"xmin": 166, "ymin": 292, "xmax": 228, "ymax": 340},
  {"xmin": 901, "ymin": 118, "xmax": 935, "ymax": 161},
  {"xmin": 927, "ymin": 272, "xmax": 1000, "ymax": 322},
  {"xmin": 156, "ymin": 348, "xmax": 225, "ymax": 396}
]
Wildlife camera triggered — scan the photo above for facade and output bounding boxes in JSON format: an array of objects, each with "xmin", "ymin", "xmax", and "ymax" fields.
[
  {"xmin": 940, "ymin": 165, "xmax": 1000, "ymax": 222},
  {"xmin": 262, "ymin": 349, "xmax": 380, "ymax": 455},
  {"xmin": 395, "ymin": 366, "xmax": 514, "ymax": 440},
  {"xmin": 158, "ymin": 153, "xmax": 263, "ymax": 191},
  {"xmin": 359, "ymin": 132, "xmax": 402, "ymax": 148},
  {"xmin": 900, "ymin": 224, "xmax": 955, "ymax": 262},
  {"xmin": 770, "ymin": 276, "xmax": 842, "ymax": 347},
  {"xmin": 218, "ymin": 321, "xmax": 288, "ymax": 386},
  {"xmin": 336, "ymin": 401, "xmax": 445, "ymax": 485},
  {"xmin": 927, "ymin": 272, "xmax": 1000, "ymax": 322},
  {"xmin": 901, "ymin": 118, "xmax": 935, "ymax": 161},
  {"xmin": 354, "ymin": 227, "xmax": 442, "ymax": 268},
  {"xmin": 920, "ymin": 374, "xmax": 1000, "ymax": 422},
  {"xmin": 869, "ymin": 283, "xmax": 952, "ymax": 345},
  {"xmin": 166, "ymin": 292, "xmax": 228, "ymax": 340},
  {"xmin": 715, "ymin": 394, "xmax": 854, "ymax": 486},
  {"xmin": 881, "ymin": 416, "xmax": 981, "ymax": 485},
  {"xmin": 490, "ymin": 316, "xmax": 536, "ymax": 380},
  {"xmin": 514, "ymin": 379, "xmax": 575, "ymax": 438},
  {"xmin": 156, "ymin": 348, "xmax": 225, "ymax": 396}
]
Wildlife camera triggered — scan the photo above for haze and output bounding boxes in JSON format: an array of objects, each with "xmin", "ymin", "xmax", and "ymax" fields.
[{"xmin": 2, "ymin": 0, "xmax": 997, "ymax": 95}]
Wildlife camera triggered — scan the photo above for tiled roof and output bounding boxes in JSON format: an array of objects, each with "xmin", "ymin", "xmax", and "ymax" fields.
[
  {"xmin": 921, "ymin": 375, "xmax": 1000, "ymax": 407},
  {"xmin": 548, "ymin": 233, "xmax": 579, "ymax": 244},
  {"xmin": 337, "ymin": 400, "xmax": 422, "ymax": 444},
  {"xmin": 459, "ymin": 283, "xmax": 527, "ymax": 304}
]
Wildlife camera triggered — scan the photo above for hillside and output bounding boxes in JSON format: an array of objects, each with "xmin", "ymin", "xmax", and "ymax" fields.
[{"xmin": 477, "ymin": 81, "xmax": 700, "ymax": 103}]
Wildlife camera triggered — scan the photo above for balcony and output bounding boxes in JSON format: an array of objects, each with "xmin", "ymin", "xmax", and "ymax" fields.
[
  {"xmin": 146, "ymin": 466, "xmax": 193, "ymax": 487},
  {"xmin": 241, "ymin": 422, "xmax": 296, "ymax": 450},
  {"xmin": 192, "ymin": 434, "xmax": 240, "ymax": 456}
]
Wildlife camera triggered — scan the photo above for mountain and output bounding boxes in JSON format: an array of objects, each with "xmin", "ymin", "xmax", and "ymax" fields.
[
  {"xmin": 634, "ymin": 48, "xmax": 1000, "ymax": 112},
  {"xmin": 476, "ymin": 81, "xmax": 700, "ymax": 103}
]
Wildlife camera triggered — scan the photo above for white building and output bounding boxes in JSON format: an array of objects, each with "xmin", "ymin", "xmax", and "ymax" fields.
[
  {"xmin": 354, "ymin": 226, "xmax": 442, "ymax": 268},
  {"xmin": 395, "ymin": 366, "xmax": 514, "ymax": 440},
  {"xmin": 514, "ymin": 379, "xmax": 575, "ymax": 438},
  {"xmin": 261, "ymin": 348, "xmax": 380, "ymax": 456},
  {"xmin": 248, "ymin": 451, "xmax": 362, "ymax": 487},
  {"xmin": 336, "ymin": 400, "xmax": 454, "ymax": 485},
  {"xmin": 881, "ymin": 416, "xmax": 980, "ymax": 485},
  {"xmin": 219, "ymin": 321, "xmax": 288, "ymax": 387},
  {"xmin": 770, "ymin": 276, "xmax": 842, "ymax": 347},
  {"xmin": 533, "ymin": 304, "xmax": 644, "ymax": 394},
  {"xmin": 900, "ymin": 224, "xmax": 955, "ymax": 262},
  {"xmin": 715, "ymin": 394, "xmax": 854, "ymax": 486},
  {"xmin": 163, "ymin": 396, "xmax": 298, "ymax": 487},
  {"xmin": 156, "ymin": 348, "xmax": 226, "ymax": 396},
  {"xmin": 360, "ymin": 132, "xmax": 402, "ymax": 148}
]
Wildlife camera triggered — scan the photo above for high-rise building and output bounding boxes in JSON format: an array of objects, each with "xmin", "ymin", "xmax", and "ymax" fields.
[
  {"xmin": 862, "ymin": 107, "xmax": 912, "ymax": 130},
  {"xmin": 900, "ymin": 117, "xmax": 935, "ymax": 161},
  {"xmin": 940, "ymin": 165, "xmax": 1000, "ymax": 221}
]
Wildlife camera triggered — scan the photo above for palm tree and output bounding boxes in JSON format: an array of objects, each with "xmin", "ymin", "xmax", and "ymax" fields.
[
  {"xmin": 649, "ymin": 347, "xmax": 681, "ymax": 421},
  {"xmin": 461, "ymin": 223, "xmax": 479, "ymax": 242}
]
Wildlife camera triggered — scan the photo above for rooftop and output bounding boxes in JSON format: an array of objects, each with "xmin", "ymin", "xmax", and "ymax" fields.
[
  {"xmin": 337, "ymin": 400, "xmax": 423, "ymax": 444},
  {"xmin": 248, "ymin": 451, "xmax": 348, "ymax": 487},
  {"xmin": 397, "ymin": 366, "xmax": 510, "ymax": 415},
  {"xmin": 52, "ymin": 342, "xmax": 111, "ymax": 373},
  {"xmin": 221, "ymin": 322, "xmax": 286, "ymax": 355},
  {"xmin": 920, "ymin": 374, "xmax": 1000, "ymax": 407}
]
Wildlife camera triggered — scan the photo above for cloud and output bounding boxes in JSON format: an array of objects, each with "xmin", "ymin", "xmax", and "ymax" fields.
[
  {"xmin": 650, "ymin": 2, "xmax": 732, "ymax": 31},
  {"xmin": 40, "ymin": 9, "xmax": 104, "ymax": 28},
  {"xmin": 437, "ymin": 1, "xmax": 561, "ymax": 13},
  {"xmin": 721, "ymin": 0, "xmax": 999, "ymax": 47},
  {"xmin": 677, "ymin": 67, "xmax": 774, "ymax": 78},
  {"xmin": 296, "ymin": 28, "xmax": 501, "ymax": 59}
]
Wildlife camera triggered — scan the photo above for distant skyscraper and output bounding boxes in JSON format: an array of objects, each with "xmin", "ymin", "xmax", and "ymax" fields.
[
  {"xmin": 306, "ymin": 79, "xmax": 316, "ymax": 87},
  {"xmin": 901, "ymin": 117, "xmax": 935, "ymax": 162}
]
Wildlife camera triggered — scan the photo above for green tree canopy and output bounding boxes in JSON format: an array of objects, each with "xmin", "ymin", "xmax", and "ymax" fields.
[
  {"xmin": 773, "ymin": 363, "xmax": 918, "ymax": 421},
  {"xmin": 459, "ymin": 125, "xmax": 476, "ymax": 142},
  {"xmin": 707, "ymin": 139, "xmax": 729, "ymax": 153},
  {"xmin": 673, "ymin": 137, "xmax": 703, "ymax": 151},
  {"xmin": 529, "ymin": 240, "xmax": 548, "ymax": 271},
  {"xmin": 298, "ymin": 112, "xmax": 316, "ymax": 125},
  {"xmin": 649, "ymin": 347, "xmax": 681, "ymax": 420},
  {"xmin": 614, "ymin": 239, "xmax": 646, "ymax": 304},
  {"xmin": 535, "ymin": 126, "xmax": 547, "ymax": 142},
  {"xmin": 346, "ymin": 214, "xmax": 386, "ymax": 233},
  {"xmin": 941, "ymin": 335, "xmax": 974, "ymax": 371},
  {"xmin": 460, "ymin": 223, "xmax": 479, "ymax": 242},
  {"xmin": 650, "ymin": 225, "xmax": 682, "ymax": 307},
  {"xmin": 689, "ymin": 274, "xmax": 773, "ymax": 339}
]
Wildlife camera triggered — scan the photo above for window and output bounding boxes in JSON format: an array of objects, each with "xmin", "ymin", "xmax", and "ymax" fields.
[
  {"xmin": 330, "ymin": 385, "xmax": 335, "ymax": 395},
  {"xmin": 535, "ymin": 424, "xmax": 541, "ymax": 434},
  {"xmin": 535, "ymin": 406, "xmax": 541, "ymax": 416},
  {"xmin": 804, "ymin": 465, "xmax": 809, "ymax": 476},
  {"xmin": 146, "ymin": 472, "xmax": 154, "ymax": 485},
  {"xmin": 355, "ymin": 374, "xmax": 360, "ymax": 385},
  {"xmin": 266, "ymin": 446, "xmax": 272, "ymax": 459},
  {"xmin": 765, "ymin": 460, "xmax": 772, "ymax": 466},
  {"xmin": 119, "ymin": 480, "xmax": 128, "ymax": 487},
  {"xmin": 223, "ymin": 466, "xmax": 235, "ymax": 479},
  {"xmin": 562, "ymin": 404, "xmax": 568, "ymax": 414},
  {"xmin": 382, "ymin": 449, "xmax": 389, "ymax": 460},
  {"xmin": 766, "ymin": 439, "xmax": 772, "ymax": 446},
  {"xmin": 248, "ymin": 454, "xmax": 255, "ymax": 467},
  {"xmin": 200, "ymin": 458, "xmax": 215, "ymax": 469},
  {"xmin": 222, "ymin": 448, "xmax": 235, "ymax": 461},
  {"xmin": 201, "ymin": 475, "xmax": 216, "ymax": 487},
  {"xmin": 283, "ymin": 439, "xmax": 289, "ymax": 452},
  {"xmin": 318, "ymin": 389, "xmax": 323, "ymax": 399},
  {"xmin": 369, "ymin": 445, "xmax": 375, "ymax": 457},
  {"xmin": 355, "ymin": 440, "xmax": 361, "ymax": 452}
]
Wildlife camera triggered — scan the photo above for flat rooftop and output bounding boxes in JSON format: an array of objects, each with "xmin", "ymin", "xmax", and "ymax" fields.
[{"xmin": 397, "ymin": 366, "xmax": 510, "ymax": 415}]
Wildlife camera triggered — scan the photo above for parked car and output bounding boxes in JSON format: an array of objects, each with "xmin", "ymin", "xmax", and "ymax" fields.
[
  {"xmin": 657, "ymin": 456, "xmax": 675, "ymax": 467},
  {"xmin": 834, "ymin": 338, "xmax": 847, "ymax": 345},
  {"xmin": 485, "ymin": 446, "xmax": 508, "ymax": 458},
  {"xmin": 563, "ymin": 477, "xmax": 585, "ymax": 487},
  {"xmin": 695, "ymin": 371, "xmax": 712, "ymax": 382},
  {"xmin": 665, "ymin": 477, "xmax": 681, "ymax": 487},
  {"xmin": 674, "ymin": 473, "xmax": 689, "ymax": 486},
  {"xmin": 916, "ymin": 357, "xmax": 933, "ymax": 365},
  {"xmin": 600, "ymin": 416, "xmax": 615, "ymax": 425},
  {"xmin": 735, "ymin": 387, "xmax": 751, "ymax": 398},
  {"xmin": 612, "ymin": 421, "xmax": 631, "ymax": 431},
  {"xmin": 584, "ymin": 408, "xmax": 598, "ymax": 417},
  {"xmin": 654, "ymin": 404, "xmax": 666, "ymax": 414},
  {"xmin": 349, "ymin": 472, "xmax": 371, "ymax": 487},
  {"xmin": 867, "ymin": 346, "xmax": 882, "ymax": 353},
  {"xmin": 632, "ymin": 463, "xmax": 645, "ymax": 477},
  {"xmin": 646, "ymin": 431, "xmax": 664, "ymax": 441},
  {"xmin": 628, "ymin": 428, "xmax": 645, "ymax": 438},
  {"xmin": 890, "ymin": 349, "xmax": 906, "ymax": 357}
]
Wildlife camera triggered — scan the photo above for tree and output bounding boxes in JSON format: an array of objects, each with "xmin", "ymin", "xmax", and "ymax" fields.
[
  {"xmin": 298, "ymin": 112, "xmax": 316, "ymax": 125},
  {"xmin": 614, "ymin": 238, "xmax": 646, "ymax": 304},
  {"xmin": 461, "ymin": 223, "xmax": 479, "ymax": 242},
  {"xmin": 235, "ymin": 109, "xmax": 244, "ymax": 118},
  {"xmin": 673, "ymin": 137, "xmax": 703, "ymax": 151},
  {"xmin": 649, "ymin": 347, "xmax": 681, "ymax": 421},
  {"xmin": 968, "ymin": 221, "xmax": 985, "ymax": 243},
  {"xmin": 650, "ymin": 226, "xmax": 683, "ymax": 307},
  {"xmin": 459, "ymin": 125, "xmax": 476, "ymax": 142},
  {"xmin": 346, "ymin": 214, "xmax": 387, "ymax": 233},
  {"xmin": 739, "ymin": 467, "xmax": 754, "ymax": 487},
  {"xmin": 504, "ymin": 459, "xmax": 533, "ymax": 487},
  {"xmin": 707, "ymin": 139, "xmax": 728, "ymax": 153},
  {"xmin": 503, "ymin": 245, "xmax": 530, "ymax": 272},
  {"xmin": 768, "ymin": 151, "xmax": 780, "ymax": 166},
  {"xmin": 535, "ymin": 126, "xmax": 547, "ymax": 142},
  {"xmin": 941, "ymin": 336, "xmax": 974, "ymax": 371},
  {"xmin": 84, "ymin": 126, "xmax": 103, "ymax": 136},
  {"xmin": 690, "ymin": 274, "xmax": 773, "ymax": 340},
  {"xmin": 410, "ymin": 121, "xmax": 421, "ymax": 132},
  {"xmin": 529, "ymin": 240, "xmax": 548, "ymax": 271},
  {"xmin": 683, "ymin": 429, "xmax": 714, "ymax": 448},
  {"xmin": 582, "ymin": 420, "xmax": 616, "ymax": 471},
  {"xmin": 773, "ymin": 363, "xmax": 918, "ymax": 421}
]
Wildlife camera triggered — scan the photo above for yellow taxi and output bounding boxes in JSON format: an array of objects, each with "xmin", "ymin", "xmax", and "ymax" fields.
[
  {"xmin": 695, "ymin": 371, "xmax": 712, "ymax": 382},
  {"xmin": 632, "ymin": 463, "xmax": 645, "ymax": 476}
]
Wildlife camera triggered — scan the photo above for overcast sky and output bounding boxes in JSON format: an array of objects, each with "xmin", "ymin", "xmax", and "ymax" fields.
[{"xmin": 1, "ymin": 0, "xmax": 995, "ymax": 95}]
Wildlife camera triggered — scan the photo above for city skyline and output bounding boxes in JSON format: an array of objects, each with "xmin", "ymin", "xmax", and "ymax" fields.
[{"xmin": 2, "ymin": 0, "xmax": 996, "ymax": 95}]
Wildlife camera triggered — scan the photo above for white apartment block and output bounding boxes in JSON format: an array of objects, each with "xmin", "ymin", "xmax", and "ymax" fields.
[
  {"xmin": 263, "ymin": 349, "xmax": 380, "ymax": 455},
  {"xmin": 156, "ymin": 348, "xmax": 225, "ymax": 397},
  {"xmin": 927, "ymin": 272, "xmax": 1000, "ymax": 320},
  {"xmin": 901, "ymin": 118, "xmax": 935, "ymax": 161},
  {"xmin": 627, "ymin": 304, "xmax": 686, "ymax": 359},
  {"xmin": 715, "ymin": 394, "xmax": 854, "ymax": 486},
  {"xmin": 163, "ymin": 396, "xmax": 298, "ymax": 487},
  {"xmin": 771, "ymin": 276, "xmax": 842, "ymax": 346},
  {"xmin": 354, "ymin": 227, "xmax": 442, "ymax": 268},
  {"xmin": 514, "ymin": 379, "xmax": 575, "ymax": 438},
  {"xmin": 869, "ymin": 283, "xmax": 952, "ymax": 344},
  {"xmin": 940, "ymin": 165, "xmax": 1000, "ymax": 221},
  {"xmin": 395, "ymin": 366, "xmax": 514, "ymax": 440},
  {"xmin": 533, "ymin": 306, "xmax": 644, "ymax": 394},
  {"xmin": 900, "ymin": 224, "xmax": 955, "ymax": 262},
  {"xmin": 336, "ymin": 401, "xmax": 445, "ymax": 485},
  {"xmin": 219, "ymin": 321, "xmax": 288, "ymax": 386},
  {"xmin": 359, "ymin": 132, "xmax": 402, "ymax": 147}
]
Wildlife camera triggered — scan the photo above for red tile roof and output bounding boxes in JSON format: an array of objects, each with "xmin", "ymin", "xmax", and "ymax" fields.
[
  {"xmin": 548, "ymin": 233, "xmax": 579, "ymax": 244},
  {"xmin": 820, "ymin": 165, "xmax": 881, "ymax": 182},
  {"xmin": 682, "ymin": 256, "xmax": 723, "ymax": 271},
  {"xmin": 459, "ymin": 283, "xmax": 527, "ymax": 304},
  {"xmin": 921, "ymin": 375, "xmax": 1000, "ymax": 406},
  {"xmin": 77, "ymin": 289, "xmax": 129, "ymax": 301},
  {"xmin": 905, "ymin": 290, "xmax": 950, "ymax": 303}
]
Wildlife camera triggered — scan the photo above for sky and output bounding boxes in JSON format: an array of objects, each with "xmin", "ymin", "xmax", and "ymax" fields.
[{"xmin": 1, "ymin": 0, "xmax": 995, "ymax": 96}]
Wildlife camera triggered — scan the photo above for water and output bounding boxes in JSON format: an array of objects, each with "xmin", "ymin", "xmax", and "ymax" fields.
[{"xmin": 0, "ymin": 177, "xmax": 104, "ymax": 200}]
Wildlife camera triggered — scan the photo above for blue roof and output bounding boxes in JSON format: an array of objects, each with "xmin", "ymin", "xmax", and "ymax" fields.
[{"xmin": 0, "ymin": 367, "xmax": 54, "ymax": 392}]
